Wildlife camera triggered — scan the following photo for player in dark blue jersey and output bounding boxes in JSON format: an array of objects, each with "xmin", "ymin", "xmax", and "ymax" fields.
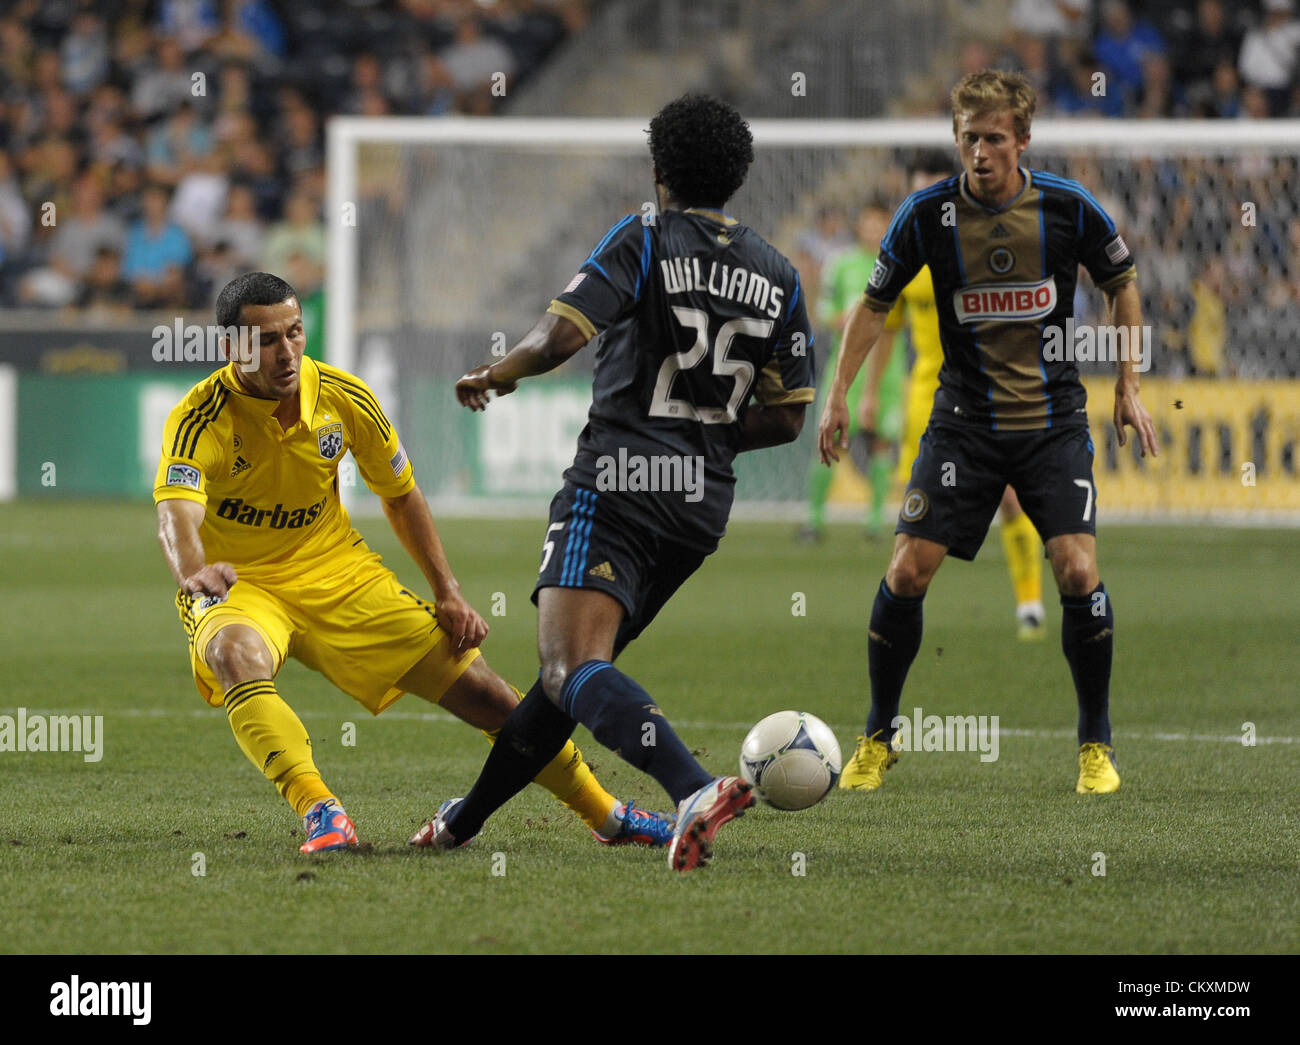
[
  {"xmin": 412, "ymin": 94, "xmax": 816, "ymax": 870},
  {"xmin": 818, "ymin": 70, "xmax": 1159, "ymax": 795}
]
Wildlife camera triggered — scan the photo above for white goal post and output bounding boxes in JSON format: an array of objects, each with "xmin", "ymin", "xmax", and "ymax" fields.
[{"xmin": 326, "ymin": 117, "xmax": 1300, "ymax": 523}]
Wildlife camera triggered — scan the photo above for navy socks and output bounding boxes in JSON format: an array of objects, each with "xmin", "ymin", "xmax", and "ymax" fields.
[
  {"xmin": 865, "ymin": 579, "xmax": 925, "ymax": 739},
  {"xmin": 446, "ymin": 678, "xmax": 577, "ymax": 841},
  {"xmin": 1061, "ymin": 582, "xmax": 1114, "ymax": 745},
  {"xmin": 562, "ymin": 660, "xmax": 712, "ymax": 805}
]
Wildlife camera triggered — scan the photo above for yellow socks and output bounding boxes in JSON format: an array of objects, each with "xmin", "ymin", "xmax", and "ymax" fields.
[
  {"xmin": 223, "ymin": 679, "xmax": 330, "ymax": 817},
  {"xmin": 222, "ymin": 676, "xmax": 620, "ymax": 830},
  {"xmin": 284, "ymin": 774, "xmax": 335, "ymax": 818},
  {"xmin": 533, "ymin": 740, "xmax": 618, "ymax": 833},
  {"xmin": 1000, "ymin": 509, "xmax": 1043, "ymax": 608}
]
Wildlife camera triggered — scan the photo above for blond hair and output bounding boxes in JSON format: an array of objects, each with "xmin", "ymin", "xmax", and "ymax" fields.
[{"xmin": 951, "ymin": 70, "xmax": 1036, "ymax": 139}]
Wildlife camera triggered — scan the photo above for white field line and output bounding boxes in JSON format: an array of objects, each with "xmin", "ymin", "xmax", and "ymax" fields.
[{"xmin": 1, "ymin": 707, "xmax": 1295, "ymax": 745}]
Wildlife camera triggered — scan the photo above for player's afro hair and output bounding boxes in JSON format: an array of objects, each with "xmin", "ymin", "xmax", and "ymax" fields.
[
  {"xmin": 648, "ymin": 94, "xmax": 754, "ymax": 208},
  {"xmin": 216, "ymin": 271, "xmax": 299, "ymax": 330}
]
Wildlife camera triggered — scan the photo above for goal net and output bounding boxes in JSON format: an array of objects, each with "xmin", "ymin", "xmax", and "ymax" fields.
[{"xmin": 327, "ymin": 117, "xmax": 1300, "ymax": 524}]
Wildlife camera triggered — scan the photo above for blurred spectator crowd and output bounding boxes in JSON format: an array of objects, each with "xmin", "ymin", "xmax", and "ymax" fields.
[
  {"xmin": 985, "ymin": 0, "xmax": 1300, "ymax": 119},
  {"xmin": 0, "ymin": 0, "xmax": 586, "ymax": 315},
  {"xmin": 798, "ymin": 0, "xmax": 1300, "ymax": 377}
]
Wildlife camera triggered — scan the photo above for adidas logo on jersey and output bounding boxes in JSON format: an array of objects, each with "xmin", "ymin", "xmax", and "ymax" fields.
[
  {"xmin": 990, "ymin": 222, "xmax": 1011, "ymax": 239},
  {"xmin": 589, "ymin": 561, "xmax": 616, "ymax": 581},
  {"xmin": 230, "ymin": 455, "xmax": 251, "ymax": 477}
]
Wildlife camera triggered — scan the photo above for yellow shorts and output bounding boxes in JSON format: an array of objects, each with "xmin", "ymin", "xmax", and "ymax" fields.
[
  {"xmin": 897, "ymin": 387, "xmax": 937, "ymax": 483},
  {"xmin": 175, "ymin": 550, "xmax": 479, "ymax": 714}
]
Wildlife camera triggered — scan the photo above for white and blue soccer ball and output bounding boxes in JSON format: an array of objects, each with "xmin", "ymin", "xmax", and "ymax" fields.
[{"xmin": 739, "ymin": 711, "xmax": 842, "ymax": 811}]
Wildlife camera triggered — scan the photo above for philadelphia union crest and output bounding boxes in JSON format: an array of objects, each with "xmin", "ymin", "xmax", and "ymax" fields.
[
  {"xmin": 901, "ymin": 488, "xmax": 929, "ymax": 522},
  {"xmin": 317, "ymin": 423, "xmax": 344, "ymax": 460},
  {"xmin": 987, "ymin": 246, "xmax": 1015, "ymax": 275}
]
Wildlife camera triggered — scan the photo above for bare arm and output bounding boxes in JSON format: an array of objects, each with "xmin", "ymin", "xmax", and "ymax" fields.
[
  {"xmin": 1108, "ymin": 281, "xmax": 1159, "ymax": 458},
  {"xmin": 381, "ymin": 483, "xmax": 487, "ymax": 650},
  {"xmin": 738, "ymin": 403, "xmax": 806, "ymax": 452},
  {"xmin": 858, "ymin": 326, "xmax": 897, "ymax": 432},
  {"xmin": 817, "ymin": 300, "xmax": 890, "ymax": 463},
  {"xmin": 157, "ymin": 498, "xmax": 237, "ymax": 597},
  {"xmin": 456, "ymin": 313, "xmax": 589, "ymax": 411}
]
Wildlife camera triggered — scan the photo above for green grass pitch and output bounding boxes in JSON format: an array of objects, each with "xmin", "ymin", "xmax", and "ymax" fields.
[{"xmin": 1, "ymin": 501, "xmax": 1297, "ymax": 954}]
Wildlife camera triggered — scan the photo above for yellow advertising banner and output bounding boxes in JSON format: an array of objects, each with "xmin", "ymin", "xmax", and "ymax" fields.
[
  {"xmin": 1081, "ymin": 378, "xmax": 1300, "ymax": 515},
  {"xmin": 828, "ymin": 379, "xmax": 1300, "ymax": 516}
]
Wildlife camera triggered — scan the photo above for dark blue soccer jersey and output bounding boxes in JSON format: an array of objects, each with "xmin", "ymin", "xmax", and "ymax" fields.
[
  {"xmin": 863, "ymin": 168, "xmax": 1137, "ymax": 431},
  {"xmin": 549, "ymin": 207, "xmax": 815, "ymax": 550}
]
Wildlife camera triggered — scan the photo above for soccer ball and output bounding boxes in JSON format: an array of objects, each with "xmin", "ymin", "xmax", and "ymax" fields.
[{"xmin": 739, "ymin": 711, "xmax": 842, "ymax": 810}]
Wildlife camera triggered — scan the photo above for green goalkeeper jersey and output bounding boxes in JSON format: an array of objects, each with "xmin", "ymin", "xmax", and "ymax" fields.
[{"xmin": 816, "ymin": 245, "xmax": 904, "ymax": 428}]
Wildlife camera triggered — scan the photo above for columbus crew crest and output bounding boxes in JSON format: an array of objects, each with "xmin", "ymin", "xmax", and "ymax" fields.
[{"xmin": 316, "ymin": 423, "xmax": 344, "ymax": 460}]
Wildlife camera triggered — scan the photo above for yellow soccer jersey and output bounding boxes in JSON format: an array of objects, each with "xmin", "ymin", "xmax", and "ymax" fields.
[
  {"xmin": 885, "ymin": 266, "xmax": 943, "ymax": 404},
  {"xmin": 154, "ymin": 357, "xmax": 414, "ymax": 584}
]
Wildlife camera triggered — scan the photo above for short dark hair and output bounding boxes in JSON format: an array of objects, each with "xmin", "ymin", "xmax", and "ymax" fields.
[
  {"xmin": 215, "ymin": 271, "xmax": 298, "ymax": 330},
  {"xmin": 648, "ymin": 94, "xmax": 754, "ymax": 209},
  {"xmin": 908, "ymin": 149, "xmax": 954, "ymax": 179}
]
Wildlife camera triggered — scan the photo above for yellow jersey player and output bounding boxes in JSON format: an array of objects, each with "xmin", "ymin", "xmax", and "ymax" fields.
[
  {"xmin": 155, "ymin": 272, "xmax": 674, "ymax": 853},
  {"xmin": 820, "ymin": 72, "xmax": 1158, "ymax": 796},
  {"xmin": 865, "ymin": 151, "xmax": 1047, "ymax": 640}
]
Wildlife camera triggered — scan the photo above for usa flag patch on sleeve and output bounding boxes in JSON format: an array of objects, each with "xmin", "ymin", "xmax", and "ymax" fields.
[
  {"xmin": 390, "ymin": 443, "xmax": 409, "ymax": 477},
  {"xmin": 1104, "ymin": 235, "xmax": 1130, "ymax": 265}
]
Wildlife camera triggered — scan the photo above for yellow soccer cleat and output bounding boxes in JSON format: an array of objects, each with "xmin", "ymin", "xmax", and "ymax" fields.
[
  {"xmin": 1017, "ymin": 618, "xmax": 1047, "ymax": 641},
  {"xmin": 1076, "ymin": 742, "xmax": 1120, "ymax": 794},
  {"xmin": 1016, "ymin": 603, "xmax": 1047, "ymax": 641},
  {"xmin": 838, "ymin": 731, "xmax": 899, "ymax": 791}
]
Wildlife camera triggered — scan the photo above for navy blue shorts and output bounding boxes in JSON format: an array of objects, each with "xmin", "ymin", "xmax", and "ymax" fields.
[
  {"xmin": 532, "ymin": 484, "xmax": 708, "ymax": 654},
  {"xmin": 898, "ymin": 421, "xmax": 1098, "ymax": 561}
]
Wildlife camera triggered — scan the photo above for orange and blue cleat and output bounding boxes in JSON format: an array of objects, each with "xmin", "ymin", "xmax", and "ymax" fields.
[
  {"xmin": 592, "ymin": 801, "xmax": 675, "ymax": 847},
  {"xmin": 299, "ymin": 798, "xmax": 358, "ymax": 853}
]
